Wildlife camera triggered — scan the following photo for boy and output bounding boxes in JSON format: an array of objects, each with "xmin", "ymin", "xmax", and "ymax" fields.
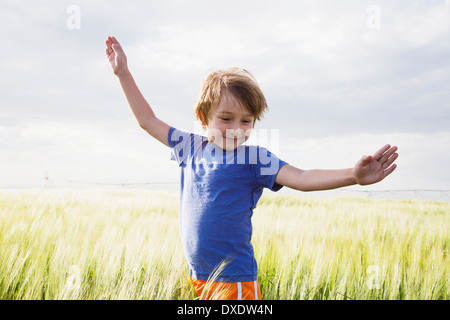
[{"xmin": 105, "ymin": 36, "xmax": 398, "ymax": 300}]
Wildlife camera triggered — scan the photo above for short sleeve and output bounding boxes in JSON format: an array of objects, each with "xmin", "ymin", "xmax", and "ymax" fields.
[
  {"xmin": 168, "ymin": 127, "xmax": 193, "ymax": 165},
  {"xmin": 168, "ymin": 127, "xmax": 208, "ymax": 166},
  {"xmin": 252, "ymin": 146, "xmax": 288, "ymax": 192}
]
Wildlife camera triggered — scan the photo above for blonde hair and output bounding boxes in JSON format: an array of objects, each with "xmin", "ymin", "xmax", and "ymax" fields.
[{"xmin": 194, "ymin": 68, "xmax": 268, "ymax": 127}]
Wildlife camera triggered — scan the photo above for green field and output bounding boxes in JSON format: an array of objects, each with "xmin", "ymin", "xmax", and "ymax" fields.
[{"xmin": 0, "ymin": 189, "xmax": 449, "ymax": 300}]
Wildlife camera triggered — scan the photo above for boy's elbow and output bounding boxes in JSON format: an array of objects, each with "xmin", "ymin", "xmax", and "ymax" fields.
[
  {"xmin": 139, "ymin": 121, "xmax": 148, "ymax": 130},
  {"xmin": 288, "ymin": 182, "xmax": 314, "ymax": 192},
  {"xmin": 138, "ymin": 116, "xmax": 156, "ymax": 131}
]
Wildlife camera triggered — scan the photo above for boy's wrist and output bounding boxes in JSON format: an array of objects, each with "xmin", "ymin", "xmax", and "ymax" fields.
[
  {"xmin": 116, "ymin": 68, "xmax": 132, "ymax": 80},
  {"xmin": 350, "ymin": 167, "xmax": 359, "ymax": 186}
]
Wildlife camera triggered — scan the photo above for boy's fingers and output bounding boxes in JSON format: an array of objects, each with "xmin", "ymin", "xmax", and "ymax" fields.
[
  {"xmin": 112, "ymin": 44, "xmax": 122, "ymax": 53},
  {"xmin": 106, "ymin": 36, "xmax": 124, "ymax": 55},
  {"xmin": 378, "ymin": 146, "xmax": 398, "ymax": 164},
  {"xmin": 105, "ymin": 36, "xmax": 116, "ymax": 47},
  {"xmin": 386, "ymin": 146, "xmax": 398, "ymax": 160},
  {"xmin": 112, "ymin": 36, "xmax": 121, "ymax": 47},
  {"xmin": 382, "ymin": 152, "xmax": 398, "ymax": 169},
  {"xmin": 382, "ymin": 164, "xmax": 397, "ymax": 178},
  {"xmin": 373, "ymin": 144, "xmax": 391, "ymax": 161},
  {"xmin": 105, "ymin": 44, "xmax": 114, "ymax": 55},
  {"xmin": 105, "ymin": 38, "xmax": 115, "ymax": 54}
]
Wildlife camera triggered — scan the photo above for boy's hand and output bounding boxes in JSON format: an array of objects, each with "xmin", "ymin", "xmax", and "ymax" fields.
[
  {"xmin": 353, "ymin": 145, "xmax": 398, "ymax": 185},
  {"xmin": 105, "ymin": 36, "xmax": 129, "ymax": 77}
]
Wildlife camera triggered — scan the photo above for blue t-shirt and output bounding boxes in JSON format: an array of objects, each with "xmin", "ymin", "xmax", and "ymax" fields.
[{"xmin": 168, "ymin": 127, "xmax": 288, "ymax": 282}]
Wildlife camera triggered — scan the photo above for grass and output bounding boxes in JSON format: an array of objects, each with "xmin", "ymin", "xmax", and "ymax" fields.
[{"xmin": 0, "ymin": 188, "xmax": 448, "ymax": 300}]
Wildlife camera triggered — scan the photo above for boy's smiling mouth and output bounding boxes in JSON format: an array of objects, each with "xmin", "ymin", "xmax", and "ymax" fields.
[
  {"xmin": 224, "ymin": 134, "xmax": 246, "ymax": 143},
  {"xmin": 208, "ymin": 132, "xmax": 248, "ymax": 150}
]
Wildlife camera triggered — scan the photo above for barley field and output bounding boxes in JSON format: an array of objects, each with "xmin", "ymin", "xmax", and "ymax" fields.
[{"xmin": 0, "ymin": 188, "xmax": 448, "ymax": 300}]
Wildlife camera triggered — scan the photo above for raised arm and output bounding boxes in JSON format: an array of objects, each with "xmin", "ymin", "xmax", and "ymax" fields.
[
  {"xmin": 275, "ymin": 144, "xmax": 398, "ymax": 191},
  {"xmin": 105, "ymin": 36, "xmax": 170, "ymax": 147}
]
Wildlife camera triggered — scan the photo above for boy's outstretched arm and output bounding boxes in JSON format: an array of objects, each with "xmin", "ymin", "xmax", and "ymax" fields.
[
  {"xmin": 105, "ymin": 36, "xmax": 170, "ymax": 147},
  {"xmin": 275, "ymin": 144, "xmax": 398, "ymax": 191}
]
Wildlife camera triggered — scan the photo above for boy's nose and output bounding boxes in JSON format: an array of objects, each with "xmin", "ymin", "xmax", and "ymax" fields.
[{"xmin": 234, "ymin": 121, "xmax": 247, "ymax": 132}]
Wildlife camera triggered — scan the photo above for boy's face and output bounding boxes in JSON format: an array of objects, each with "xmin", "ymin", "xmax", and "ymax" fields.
[{"xmin": 205, "ymin": 92, "xmax": 255, "ymax": 151}]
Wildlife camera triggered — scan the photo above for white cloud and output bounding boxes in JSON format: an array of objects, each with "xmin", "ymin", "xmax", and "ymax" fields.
[
  {"xmin": 389, "ymin": 4, "xmax": 450, "ymax": 48},
  {"xmin": 0, "ymin": 120, "xmax": 176, "ymax": 187},
  {"xmin": 0, "ymin": 1, "xmax": 449, "ymax": 194},
  {"xmin": 128, "ymin": 22, "xmax": 270, "ymax": 73}
]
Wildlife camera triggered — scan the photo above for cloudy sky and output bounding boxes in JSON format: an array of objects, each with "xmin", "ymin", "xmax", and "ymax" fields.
[{"xmin": 1, "ymin": 0, "xmax": 450, "ymax": 197}]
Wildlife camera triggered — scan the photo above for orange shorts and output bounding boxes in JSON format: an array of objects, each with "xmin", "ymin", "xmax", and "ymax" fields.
[{"xmin": 191, "ymin": 278, "xmax": 261, "ymax": 300}]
